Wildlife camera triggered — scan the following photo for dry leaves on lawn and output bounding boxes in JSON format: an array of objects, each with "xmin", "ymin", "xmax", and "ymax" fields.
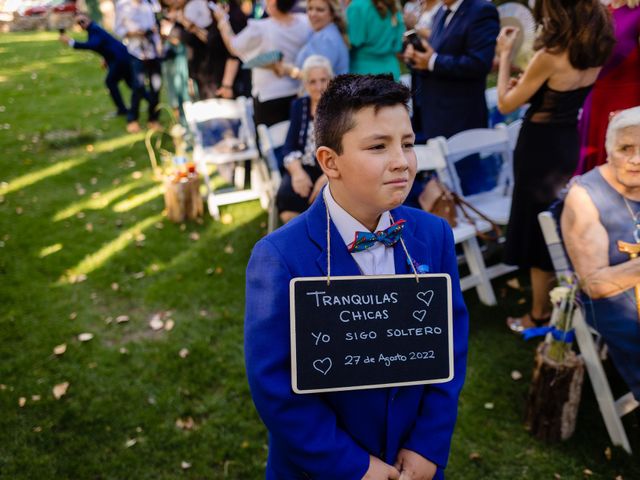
[
  {"xmin": 53, "ymin": 343, "xmax": 67, "ymax": 355},
  {"xmin": 179, "ymin": 348, "xmax": 189, "ymax": 358},
  {"xmin": 78, "ymin": 332, "xmax": 94, "ymax": 342},
  {"xmin": 52, "ymin": 382, "xmax": 69, "ymax": 399}
]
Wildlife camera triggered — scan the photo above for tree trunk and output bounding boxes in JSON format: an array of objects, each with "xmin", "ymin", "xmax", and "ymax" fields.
[{"xmin": 524, "ymin": 343, "xmax": 585, "ymax": 442}]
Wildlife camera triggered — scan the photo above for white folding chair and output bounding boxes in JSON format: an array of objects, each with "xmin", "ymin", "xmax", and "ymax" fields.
[
  {"xmin": 257, "ymin": 121, "xmax": 290, "ymax": 233},
  {"xmin": 183, "ymin": 97, "xmax": 269, "ymax": 219},
  {"xmin": 414, "ymin": 140, "xmax": 497, "ymax": 306},
  {"xmin": 539, "ymin": 211, "xmax": 638, "ymax": 454},
  {"xmin": 443, "ymin": 126, "xmax": 513, "ymax": 225}
]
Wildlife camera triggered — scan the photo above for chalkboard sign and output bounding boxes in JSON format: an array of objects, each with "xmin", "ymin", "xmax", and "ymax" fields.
[{"xmin": 290, "ymin": 274, "xmax": 453, "ymax": 394}]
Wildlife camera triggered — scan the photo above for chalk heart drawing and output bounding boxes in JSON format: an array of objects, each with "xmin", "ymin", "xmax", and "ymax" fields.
[
  {"xmin": 412, "ymin": 310, "xmax": 427, "ymax": 322},
  {"xmin": 416, "ymin": 290, "xmax": 434, "ymax": 307},
  {"xmin": 313, "ymin": 358, "xmax": 332, "ymax": 375}
]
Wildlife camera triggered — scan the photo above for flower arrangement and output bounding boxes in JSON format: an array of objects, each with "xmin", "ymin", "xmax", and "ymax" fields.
[{"xmin": 545, "ymin": 275, "xmax": 579, "ymax": 363}]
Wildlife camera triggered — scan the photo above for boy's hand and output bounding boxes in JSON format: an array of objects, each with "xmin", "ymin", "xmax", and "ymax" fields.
[
  {"xmin": 362, "ymin": 455, "xmax": 400, "ymax": 480},
  {"xmin": 394, "ymin": 449, "xmax": 437, "ymax": 480}
]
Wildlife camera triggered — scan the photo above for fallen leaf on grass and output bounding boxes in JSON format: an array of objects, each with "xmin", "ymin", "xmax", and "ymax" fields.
[
  {"xmin": 149, "ymin": 316, "xmax": 164, "ymax": 331},
  {"xmin": 119, "ymin": 347, "xmax": 129, "ymax": 354},
  {"xmin": 88, "ymin": 362, "xmax": 97, "ymax": 369},
  {"xmin": 85, "ymin": 223, "xmax": 93, "ymax": 232},
  {"xmin": 206, "ymin": 268, "xmax": 214, "ymax": 275},
  {"xmin": 583, "ymin": 469, "xmax": 593, "ymax": 477},
  {"xmin": 468, "ymin": 452, "xmax": 481, "ymax": 461},
  {"xmin": 76, "ymin": 211, "xmax": 85, "ymax": 219},
  {"xmin": 215, "ymin": 267, "xmax": 223, "ymax": 274},
  {"xmin": 69, "ymin": 273, "xmax": 87, "ymax": 284},
  {"xmin": 510, "ymin": 370, "xmax": 522, "ymax": 381},
  {"xmin": 164, "ymin": 319, "xmax": 175, "ymax": 331},
  {"xmin": 484, "ymin": 402, "xmax": 494, "ymax": 410},
  {"xmin": 241, "ymin": 440, "xmax": 250, "ymax": 448},
  {"xmin": 124, "ymin": 438, "xmax": 137, "ymax": 448},
  {"xmin": 86, "ymin": 144, "xmax": 94, "ymax": 152},
  {"xmin": 78, "ymin": 333, "xmax": 94, "ymax": 342},
  {"xmin": 131, "ymin": 171, "xmax": 143, "ymax": 179},
  {"xmin": 116, "ymin": 315, "xmax": 129, "ymax": 324},
  {"xmin": 111, "ymin": 282, "xmax": 119, "ymax": 291},
  {"xmin": 15, "ymin": 207, "xmax": 23, "ymax": 215},
  {"xmin": 221, "ymin": 213, "xmax": 233, "ymax": 225},
  {"xmin": 19, "ymin": 397, "xmax": 26, "ymax": 407},
  {"xmin": 52, "ymin": 382, "xmax": 69, "ymax": 399},
  {"xmin": 31, "ymin": 395, "xmax": 41, "ymax": 401},
  {"xmin": 175, "ymin": 417, "xmax": 195, "ymax": 430},
  {"xmin": 189, "ymin": 232, "xmax": 200, "ymax": 241},
  {"xmin": 33, "ymin": 426, "xmax": 42, "ymax": 432},
  {"xmin": 181, "ymin": 461, "xmax": 192, "ymax": 470},
  {"xmin": 154, "ymin": 222, "xmax": 164, "ymax": 230},
  {"xmin": 199, "ymin": 310, "xmax": 208, "ymax": 317},
  {"xmin": 224, "ymin": 244, "xmax": 234, "ymax": 254},
  {"xmin": 133, "ymin": 271, "xmax": 145, "ymax": 279},
  {"xmin": 53, "ymin": 343, "xmax": 67, "ymax": 355},
  {"xmin": 554, "ymin": 474, "xmax": 561, "ymax": 480},
  {"xmin": 517, "ymin": 298, "xmax": 526, "ymax": 305},
  {"xmin": 604, "ymin": 446, "xmax": 612, "ymax": 461},
  {"xmin": 179, "ymin": 348, "xmax": 189, "ymax": 358},
  {"xmin": 615, "ymin": 476, "xmax": 624, "ymax": 480},
  {"xmin": 69, "ymin": 312, "xmax": 77, "ymax": 320}
]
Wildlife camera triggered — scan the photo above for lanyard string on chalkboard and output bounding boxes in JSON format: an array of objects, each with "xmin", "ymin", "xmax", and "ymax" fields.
[{"xmin": 324, "ymin": 203, "xmax": 420, "ymax": 285}]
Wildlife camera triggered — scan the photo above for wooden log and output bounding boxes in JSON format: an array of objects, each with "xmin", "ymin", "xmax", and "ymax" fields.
[
  {"xmin": 163, "ymin": 174, "xmax": 203, "ymax": 223},
  {"xmin": 524, "ymin": 343, "xmax": 585, "ymax": 442}
]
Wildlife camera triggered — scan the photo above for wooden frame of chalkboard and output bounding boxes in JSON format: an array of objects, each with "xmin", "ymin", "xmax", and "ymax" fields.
[{"xmin": 290, "ymin": 274, "xmax": 453, "ymax": 394}]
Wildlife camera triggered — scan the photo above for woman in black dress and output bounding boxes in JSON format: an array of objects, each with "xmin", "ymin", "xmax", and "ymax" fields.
[{"xmin": 496, "ymin": 0, "xmax": 615, "ymax": 331}]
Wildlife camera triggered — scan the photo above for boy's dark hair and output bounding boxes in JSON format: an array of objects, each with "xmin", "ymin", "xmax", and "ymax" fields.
[
  {"xmin": 315, "ymin": 74, "xmax": 411, "ymax": 154},
  {"xmin": 276, "ymin": 0, "xmax": 297, "ymax": 13}
]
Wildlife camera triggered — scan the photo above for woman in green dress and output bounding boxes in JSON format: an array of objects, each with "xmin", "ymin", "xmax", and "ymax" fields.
[{"xmin": 346, "ymin": 0, "xmax": 405, "ymax": 79}]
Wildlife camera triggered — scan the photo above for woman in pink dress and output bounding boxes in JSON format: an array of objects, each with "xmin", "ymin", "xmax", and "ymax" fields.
[{"xmin": 576, "ymin": 0, "xmax": 640, "ymax": 174}]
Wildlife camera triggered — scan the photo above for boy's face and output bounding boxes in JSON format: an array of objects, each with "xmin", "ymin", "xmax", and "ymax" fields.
[{"xmin": 327, "ymin": 104, "xmax": 416, "ymax": 227}]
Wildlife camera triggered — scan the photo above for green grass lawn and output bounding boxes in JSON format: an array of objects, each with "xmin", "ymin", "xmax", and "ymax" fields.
[{"xmin": 0, "ymin": 32, "xmax": 638, "ymax": 479}]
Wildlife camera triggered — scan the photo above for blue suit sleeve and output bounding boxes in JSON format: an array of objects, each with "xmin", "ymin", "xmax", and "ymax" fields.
[
  {"xmin": 245, "ymin": 239, "xmax": 370, "ymax": 478},
  {"xmin": 72, "ymin": 34, "xmax": 101, "ymax": 52},
  {"xmin": 281, "ymin": 99, "xmax": 304, "ymax": 159},
  {"xmin": 433, "ymin": 4, "xmax": 499, "ymax": 80},
  {"xmin": 403, "ymin": 218, "xmax": 468, "ymax": 468}
]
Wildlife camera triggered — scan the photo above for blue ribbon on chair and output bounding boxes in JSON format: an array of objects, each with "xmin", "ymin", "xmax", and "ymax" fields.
[{"xmin": 522, "ymin": 326, "xmax": 576, "ymax": 343}]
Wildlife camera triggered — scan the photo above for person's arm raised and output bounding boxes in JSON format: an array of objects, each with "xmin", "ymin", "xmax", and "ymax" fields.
[
  {"xmin": 497, "ymin": 36, "xmax": 554, "ymax": 114},
  {"xmin": 562, "ymin": 183, "xmax": 640, "ymax": 298}
]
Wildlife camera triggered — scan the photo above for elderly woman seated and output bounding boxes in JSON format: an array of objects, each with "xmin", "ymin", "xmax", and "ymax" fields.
[
  {"xmin": 561, "ymin": 106, "xmax": 640, "ymax": 401},
  {"xmin": 276, "ymin": 55, "xmax": 332, "ymax": 223}
]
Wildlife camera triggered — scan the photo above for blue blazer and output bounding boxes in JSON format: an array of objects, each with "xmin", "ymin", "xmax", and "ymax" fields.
[
  {"xmin": 416, "ymin": 0, "xmax": 499, "ymax": 139},
  {"xmin": 245, "ymin": 192, "xmax": 469, "ymax": 479},
  {"xmin": 73, "ymin": 22, "xmax": 130, "ymax": 65}
]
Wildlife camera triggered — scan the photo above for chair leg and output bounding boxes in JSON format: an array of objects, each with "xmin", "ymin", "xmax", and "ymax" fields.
[
  {"xmin": 461, "ymin": 237, "xmax": 497, "ymax": 306},
  {"xmin": 573, "ymin": 309, "xmax": 632, "ymax": 454}
]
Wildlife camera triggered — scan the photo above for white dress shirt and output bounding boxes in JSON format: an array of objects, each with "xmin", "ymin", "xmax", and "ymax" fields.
[
  {"xmin": 428, "ymin": 0, "xmax": 464, "ymax": 71},
  {"xmin": 323, "ymin": 186, "xmax": 396, "ymax": 276}
]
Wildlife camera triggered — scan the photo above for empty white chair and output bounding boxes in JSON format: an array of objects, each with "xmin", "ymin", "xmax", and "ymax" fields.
[
  {"xmin": 257, "ymin": 121, "xmax": 290, "ymax": 233},
  {"xmin": 539, "ymin": 211, "xmax": 638, "ymax": 454},
  {"xmin": 183, "ymin": 97, "xmax": 269, "ymax": 219}
]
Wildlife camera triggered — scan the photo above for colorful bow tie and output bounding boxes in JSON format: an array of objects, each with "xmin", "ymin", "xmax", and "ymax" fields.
[{"xmin": 347, "ymin": 219, "xmax": 406, "ymax": 253}]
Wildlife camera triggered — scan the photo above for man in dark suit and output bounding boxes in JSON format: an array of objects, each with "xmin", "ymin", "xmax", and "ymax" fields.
[
  {"xmin": 60, "ymin": 13, "xmax": 133, "ymax": 117},
  {"xmin": 404, "ymin": 0, "xmax": 499, "ymax": 140}
]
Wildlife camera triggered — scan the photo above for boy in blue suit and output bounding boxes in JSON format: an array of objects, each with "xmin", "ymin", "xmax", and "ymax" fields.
[{"xmin": 245, "ymin": 74, "xmax": 469, "ymax": 479}]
